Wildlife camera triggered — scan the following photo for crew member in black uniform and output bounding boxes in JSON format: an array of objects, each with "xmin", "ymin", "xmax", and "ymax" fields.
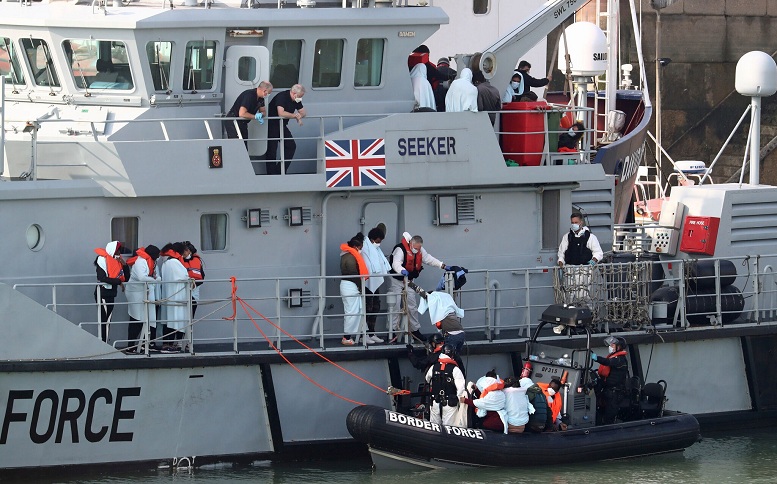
[
  {"xmin": 425, "ymin": 344, "xmax": 465, "ymax": 426},
  {"xmin": 557, "ymin": 212, "xmax": 604, "ymax": 267},
  {"xmin": 407, "ymin": 332, "xmax": 465, "ymax": 376},
  {"xmin": 591, "ymin": 336, "xmax": 630, "ymax": 425}
]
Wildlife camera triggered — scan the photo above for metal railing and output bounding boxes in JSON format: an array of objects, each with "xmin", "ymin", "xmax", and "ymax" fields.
[
  {"xmin": 6, "ymin": 104, "xmax": 597, "ymax": 180},
  {"xmin": 14, "ymin": 251, "xmax": 777, "ymax": 356}
]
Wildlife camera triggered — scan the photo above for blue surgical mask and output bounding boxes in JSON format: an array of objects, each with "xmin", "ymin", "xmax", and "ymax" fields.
[
  {"xmin": 295, "ymin": 97, "xmax": 303, "ymax": 103},
  {"xmin": 510, "ymin": 81, "xmax": 520, "ymax": 89},
  {"xmin": 608, "ymin": 346, "xmax": 615, "ymax": 354},
  {"xmin": 411, "ymin": 248, "xmax": 419, "ymax": 254},
  {"xmin": 571, "ymin": 223, "xmax": 580, "ymax": 232}
]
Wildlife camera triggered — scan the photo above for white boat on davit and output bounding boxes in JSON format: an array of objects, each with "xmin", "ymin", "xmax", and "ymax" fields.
[{"xmin": 1, "ymin": 0, "xmax": 776, "ymax": 473}]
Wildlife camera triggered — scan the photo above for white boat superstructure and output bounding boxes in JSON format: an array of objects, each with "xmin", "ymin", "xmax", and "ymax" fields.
[{"xmin": 22, "ymin": 0, "xmax": 777, "ymax": 475}]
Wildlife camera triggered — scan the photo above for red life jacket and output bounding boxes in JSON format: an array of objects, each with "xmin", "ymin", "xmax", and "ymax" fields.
[
  {"xmin": 94, "ymin": 248, "xmax": 126, "ymax": 282},
  {"xmin": 391, "ymin": 238, "xmax": 423, "ymax": 280},
  {"xmin": 597, "ymin": 350, "xmax": 627, "ymax": 378},
  {"xmin": 127, "ymin": 247, "xmax": 155, "ymax": 277},
  {"xmin": 183, "ymin": 254, "xmax": 204, "ymax": 281}
]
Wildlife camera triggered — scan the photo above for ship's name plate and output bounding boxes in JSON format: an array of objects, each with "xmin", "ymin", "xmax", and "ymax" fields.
[{"xmin": 397, "ymin": 136, "xmax": 456, "ymax": 157}]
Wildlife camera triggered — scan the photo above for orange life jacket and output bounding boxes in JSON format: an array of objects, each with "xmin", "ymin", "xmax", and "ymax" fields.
[
  {"xmin": 478, "ymin": 379, "xmax": 504, "ymax": 400},
  {"xmin": 340, "ymin": 243, "xmax": 369, "ymax": 279},
  {"xmin": 127, "ymin": 247, "xmax": 155, "ymax": 277},
  {"xmin": 163, "ymin": 249, "xmax": 185, "ymax": 265},
  {"xmin": 94, "ymin": 248, "xmax": 126, "ymax": 282},
  {"xmin": 538, "ymin": 382, "xmax": 563, "ymax": 422},
  {"xmin": 597, "ymin": 350, "xmax": 627, "ymax": 378},
  {"xmin": 183, "ymin": 254, "xmax": 204, "ymax": 281}
]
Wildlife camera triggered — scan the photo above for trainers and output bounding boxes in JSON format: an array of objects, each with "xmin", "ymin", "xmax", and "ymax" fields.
[
  {"xmin": 365, "ymin": 336, "xmax": 376, "ymax": 345},
  {"xmin": 341, "ymin": 337, "xmax": 356, "ymax": 346},
  {"xmin": 370, "ymin": 335, "xmax": 385, "ymax": 343}
]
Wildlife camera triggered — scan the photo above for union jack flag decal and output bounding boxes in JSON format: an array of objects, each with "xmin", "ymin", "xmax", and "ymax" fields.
[{"xmin": 325, "ymin": 138, "xmax": 386, "ymax": 188}]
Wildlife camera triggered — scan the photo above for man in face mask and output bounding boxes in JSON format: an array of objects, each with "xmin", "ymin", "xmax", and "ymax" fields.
[
  {"xmin": 360, "ymin": 224, "xmax": 391, "ymax": 344},
  {"xmin": 590, "ymin": 336, "xmax": 630, "ymax": 424},
  {"xmin": 388, "ymin": 232, "xmax": 453, "ymax": 344},
  {"xmin": 557, "ymin": 212, "xmax": 603, "ymax": 268},
  {"xmin": 538, "ymin": 378, "xmax": 567, "ymax": 430},
  {"xmin": 266, "ymin": 83, "xmax": 307, "ymax": 175},
  {"xmin": 501, "ymin": 60, "xmax": 551, "ymax": 103}
]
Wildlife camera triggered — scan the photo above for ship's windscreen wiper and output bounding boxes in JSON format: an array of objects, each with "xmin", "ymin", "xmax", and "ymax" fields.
[
  {"xmin": 41, "ymin": 42, "xmax": 56, "ymax": 96},
  {"xmin": 0, "ymin": 37, "xmax": 20, "ymax": 94}
]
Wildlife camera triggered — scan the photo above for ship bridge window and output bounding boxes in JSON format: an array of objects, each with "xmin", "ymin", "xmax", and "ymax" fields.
[
  {"xmin": 270, "ymin": 39, "xmax": 302, "ymax": 89},
  {"xmin": 0, "ymin": 38, "xmax": 26, "ymax": 85},
  {"xmin": 312, "ymin": 39, "xmax": 343, "ymax": 88},
  {"xmin": 183, "ymin": 40, "xmax": 217, "ymax": 92},
  {"xmin": 200, "ymin": 213, "xmax": 227, "ymax": 251},
  {"xmin": 111, "ymin": 217, "xmax": 139, "ymax": 255},
  {"xmin": 64, "ymin": 39, "xmax": 134, "ymax": 91},
  {"xmin": 354, "ymin": 38, "xmax": 384, "ymax": 87},
  {"xmin": 146, "ymin": 41, "xmax": 173, "ymax": 92},
  {"xmin": 473, "ymin": 0, "xmax": 489, "ymax": 15},
  {"xmin": 21, "ymin": 38, "xmax": 60, "ymax": 88}
]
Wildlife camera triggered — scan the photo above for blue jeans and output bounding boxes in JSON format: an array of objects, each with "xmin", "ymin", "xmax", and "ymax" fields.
[{"xmin": 445, "ymin": 332, "xmax": 466, "ymax": 354}]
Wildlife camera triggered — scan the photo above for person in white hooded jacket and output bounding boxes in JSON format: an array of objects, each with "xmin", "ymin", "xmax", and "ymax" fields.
[
  {"xmin": 461, "ymin": 374, "xmax": 508, "ymax": 434},
  {"xmin": 445, "ymin": 68, "xmax": 478, "ymax": 113},
  {"xmin": 503, "ymin": 376, "xmax": 532, "ymax": 433},
  {"xmin": 410, "ymin": 63, "xmax": 436, "ymax": 111}
]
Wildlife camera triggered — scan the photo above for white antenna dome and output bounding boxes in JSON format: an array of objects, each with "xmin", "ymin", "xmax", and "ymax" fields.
[
  {"xmin": 736, "ymin": 51, "xmax": 777, "ymax": 97},
  {"xmin": 557, "ymin": 22, "xmax": 608, "ymax": 76}
]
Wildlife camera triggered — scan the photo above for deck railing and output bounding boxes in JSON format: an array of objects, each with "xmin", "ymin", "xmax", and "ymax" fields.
[
  {"xmin": 12, "ymin": 251, "xmax": 777, "ymax": 356},
  {"xmin": 8, "ymin": 105, "xmax": 595, "ymax": 180}
]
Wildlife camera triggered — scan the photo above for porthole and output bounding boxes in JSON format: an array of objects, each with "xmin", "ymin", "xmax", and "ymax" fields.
[{"xmin": 26, "ymin": 224, "xmax": 45, "ymax": 251}]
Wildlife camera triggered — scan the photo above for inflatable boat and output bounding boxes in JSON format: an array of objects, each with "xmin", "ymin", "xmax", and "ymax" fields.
[{"xmin": 346, "ymin": 405, "xmax": 700, "ymax": 469}]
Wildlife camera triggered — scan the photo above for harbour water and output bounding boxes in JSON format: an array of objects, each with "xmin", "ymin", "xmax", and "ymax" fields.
[{"xmin": 8, "ymin": 427, "xmax": 777, "ymax": 483}]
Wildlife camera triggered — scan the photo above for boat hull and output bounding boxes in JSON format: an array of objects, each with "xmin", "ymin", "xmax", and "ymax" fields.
[{"xmin": 347, "ymin": 405, "xmax": 701, "ymax": 468}]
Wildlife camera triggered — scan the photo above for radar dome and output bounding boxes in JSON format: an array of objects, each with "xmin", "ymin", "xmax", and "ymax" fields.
[
  {"xmin": 557, "ymin": 22, "xmax": 608, "ymax": 76},
  {"xmin": 736, "ymin": 51, "xmax": 777, "ymax": 97}
]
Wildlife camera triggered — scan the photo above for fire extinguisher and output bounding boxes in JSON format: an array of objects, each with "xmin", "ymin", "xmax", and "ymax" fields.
[{"xmin": 520, "ymin": 361, "xmax": 533, "ymax": 379}]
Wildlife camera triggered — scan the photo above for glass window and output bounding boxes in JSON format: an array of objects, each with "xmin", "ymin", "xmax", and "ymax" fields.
[
  {"xmin": 111, "ymin": 217, "xmax": 139, "ymax": 255},
  {"xmin": 146, "ymin": 41, "xmax": 173, "ymax": 92},
  {"xmin": 270, "ymin": 39, "xmax": 302, "ymax": 89},
  {"xmin": 237, "ymin": 56, "xmax": 256, "ymax": 82},
  {"xmin": 64, "ymin": 39, "xmax": 134, "ymax": 91},
  {"xmin": 473, "ymin": 0, "xmax": 489, "ymax": 15},
  {"xmin": 183, "ymin": 40, "xmax": 217, "ymax": 91},
  {"xmin": 354, "ymin": 38, "xmax": 383, "ymax": 87},
  {"xmin": 0, "ymin": 38, "xmax": 25, "ymax": 85},
  {"xmin": 201, "ymin": 213, "xmax": 227, "ymax": 251},
  {"xmin": 20, "ymin": 38, "xmax": 60, "ymax": 88},
  {"xmin": 541, "ymin": 190, "xmax": 560, "ymax": 250},
  {"xmin": 312, "ymin": 39, "xmax": 343, "ymax": 88}
]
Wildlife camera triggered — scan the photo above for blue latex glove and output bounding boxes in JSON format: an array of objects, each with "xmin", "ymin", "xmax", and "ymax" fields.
[
  {"xmin": 588, "ymin": 259, "xmax": 596, "ymax": 266},
  {"xmin": 590, "ymin": 352, "xmax": 598, "ymax": 361},
  {"xmin": 444, "ymin": 265, "xmax": 452, "ymax": 271},
  {"xmin": 401, "ymin": 269, "xmax": 409, "ymax": 277},
  {"xmin": 255, "ymin": 112, "xmax": 264, "ymax": 124}
]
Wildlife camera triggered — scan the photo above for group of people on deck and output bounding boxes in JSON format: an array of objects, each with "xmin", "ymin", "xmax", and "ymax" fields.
[
  {"xmin": 338, "ymin": 224, "xmax": 464, "ymax": 347},
  {"xmin": 93, "ymin": 240, "xmax": 204, "ymax": 353}
]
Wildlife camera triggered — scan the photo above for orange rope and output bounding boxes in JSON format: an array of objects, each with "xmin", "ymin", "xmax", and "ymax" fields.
[
  {"xmin": 237, "ymin": 296, "xmax": 408, "ymax": 396},
  {"xmin": 222, "ymin": 276, "xmax": 238, "ymax": 321}
]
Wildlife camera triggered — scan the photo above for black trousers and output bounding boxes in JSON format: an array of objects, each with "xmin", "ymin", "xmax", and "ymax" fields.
[
  {"xmin": 265, "ymin": 120, "xmax": 295, "ymax": 174},
  {"xmin": 365, "ymin": 288, "xmax": 380, "ymax": 334},
  {"xmin": 224, "ymin": 117, "xmax": 249, "ymax": 148},
  {"xmin": 95, "ymin": 288, "xmax": 115, "ymax": 343}
]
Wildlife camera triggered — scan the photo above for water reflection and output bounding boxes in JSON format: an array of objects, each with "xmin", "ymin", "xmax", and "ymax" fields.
[{"xmin": 6, "ymin": 428, "xmax": 777, "ymax": 484}]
